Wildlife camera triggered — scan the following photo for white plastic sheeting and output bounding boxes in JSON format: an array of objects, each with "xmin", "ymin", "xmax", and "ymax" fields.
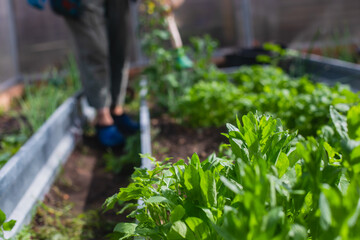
[{"xmin": 0, "ymin": 0, "xmax": 18, "ymax": 90}]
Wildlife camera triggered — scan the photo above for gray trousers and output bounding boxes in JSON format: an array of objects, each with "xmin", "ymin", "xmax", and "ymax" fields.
[{"xmin": 65, "ymin": 0, "xmax": 130, "ymax": 109}]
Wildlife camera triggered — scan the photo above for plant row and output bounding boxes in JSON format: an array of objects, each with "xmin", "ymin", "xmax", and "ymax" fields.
[
  {"xmin": 142, "ymin": 31, "xmax": 359, "ymax": 137},
  {"xmin": 0, "ymin": 57, "xmax": 80, "ymax": 169},
  {"xmin": 106, "ymin": 106, "xmax": 360, "ymax": 240},
  {"xmin": 114, "ymin": 3, "xmax": 360, "ymax": 238},
  {"xmin": 0, "ymin": 58, "xmax": 80, "ymax": 239},
  {"xmin": 181, "ymin": 65, "xmax": 359, "ymax": 135}
]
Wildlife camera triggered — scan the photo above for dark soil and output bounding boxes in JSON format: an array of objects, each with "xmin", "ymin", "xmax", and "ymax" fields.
[
  {"xmin": 44, "ymin": 144, "xmax": 127, "ymax": 214},
  {"xmin": 36, "ymin": 137, "xmax": 139, "ymax": 239},
  {"xmin": 0, "ymin": 114, "xmax": 22, "ymax": 136},
  {"xmin": 0, "ymin": 111, "xmax": 137, "ymax": 239},
  {"xmin": 26, "ymin": 113, "xmax": 226, "ymax": 239},
  {"xmin": 151, "ymin": 114, "xmax": 228, "ymax": 162},
  {"xmin": 1, "ymin": 107, "xmax": 226, "ymax": 239}
]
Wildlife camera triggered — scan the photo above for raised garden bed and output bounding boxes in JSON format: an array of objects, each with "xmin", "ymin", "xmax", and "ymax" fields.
[
  {"xmin": 142, "ymin": 53, "xmax": 360, "ymax": 165},
  {"xmin": 1, "ymin": 52, "xmax": 359, "ymax": 239},
  {"xmin": 111, "ymin": 54, "xmax": 360, "ymax": 239},
  {"xmin": 17, "ymin": 142, "xmax": 136, "ymax": 239},
  {"xmin": 150, "ymin": 114, "xmax": 226, "ymax": 162},
  {"xmin": 0, "ymin": 62, "xmax": 81, "ymax": 238},
  {"xmin": 0, "ymin": 95, "xmax": 80, "ymax": 238},
  {"xmin": 1, "ymin": 90, "xmax": 141, "ymax": 238},
  {"xmin": 292, "ymin": 54, "xmax": 360, "ymax": 90},
  {"xmin": 136, "ymin": 44, "xmax": 360, "ymax": 175}
]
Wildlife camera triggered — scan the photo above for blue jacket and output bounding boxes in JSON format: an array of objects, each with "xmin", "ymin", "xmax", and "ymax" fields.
[
  {"xmin": 28, "ymin": 0, "xmax": 82, "ymax": 18},
  {"xmin": 28, "ymin": 0, "xmax": 47, "ymax": 9}
]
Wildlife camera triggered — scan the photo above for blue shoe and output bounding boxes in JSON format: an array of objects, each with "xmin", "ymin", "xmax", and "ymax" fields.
[
  {"xmin": 96, "ymin": 125, "xmax": 125, "ymax": 147},
  {"xmin": 112, "ymin": 113, "xmax": 140, "ymax": 135}
]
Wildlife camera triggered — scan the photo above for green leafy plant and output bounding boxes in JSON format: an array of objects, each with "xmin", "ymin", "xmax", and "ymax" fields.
[
  {"xmin": 0, "ymin": 57, "xmax": 80, "ymax": 170},
  {"xmin": 106, "ymin": 111, "xmax": 360, "ymax": 239},
  {"xmin": 189, "ymin": 35, "xmax": 219, "ymax": 69},
  {"xmin": 139, "ymin": 0, "xmax": 170, "ymax": 58},
  {"xmin": 319, "ymin": 105, "xmax": 360, "ymax": 173},
  {"xmin": 256, "ymin": 42, "xmax": 299, "ymax": 67},
  {"xmin": 322, "ymin": 28, "xmax": 359, "ymax": 63},
  {"xmin": 19, "ymin": 57, "xmax": 80, "ymax": 132},
  {"xmin": 178, "ymin": 65, "xmax": 360, "ymax": 136},
  {"xmin": 139, "ymin": 1, "xmax": 222, "ymax": 114},
  {"xmin": 178, "ymin": 80, "xmax": 251, "ymax": 127},
  {"xmin": 0, "ymin": 134, "xmax": 27, "ymax": 169},
  {"xmin": 0, "ymin": 209, "xmax": 16, "ymax": 240},
  {"xmin": 142, "ymin": 36, "xmax": 220, "ymax": 114},
  {"xmin": 104, "ymin": 134, "xmax": 141, "ymax": 174},
  {"xmin": 14, "ymin": 202, "xmax": 111, "ymax": 240}
]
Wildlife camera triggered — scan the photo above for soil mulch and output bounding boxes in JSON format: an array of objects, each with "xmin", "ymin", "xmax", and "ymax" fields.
[
  {"xmin": 34, "ymin": 113, "xmax": 227, "ymax": 238},
  {"xmin": 43, "ymin": 145, "xmax": 128, "ymax": 215},
  {"xmin": 32, "ymin": 137, "xmax": 138, "ymax": 239},
  {"xmin": 0, "ymin": 114, "xmax": 22, "ymax": 136},
  {"xmin": 151, "ymin": 114, "xmax": 228, "ymax": 162},
  {"xmin": 1, "ymin": 107, "xmax": 227, "ymax": 239}
]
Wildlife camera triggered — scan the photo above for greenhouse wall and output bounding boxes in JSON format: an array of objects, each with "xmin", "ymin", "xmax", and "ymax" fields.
[
  {"xmin": 13, "ymin": 0, "xmax": 72, "ymax": 75},
  {"xmin": 0, "ymin": 0, "xmax": 359, "ymax": 91},
  {"xmin": 176, "ymin": 0, "xmax": 360, "ymax": 49},
  {"xmin": 0, "ymin": 0, "xmax": 18, "ymax": 91},
  {"xmin": 175, "ymin": 0, "xmax": 236, "ymax": 47},
  {"xmin": 250, "ymin": 0, "xmax": 360, "ymax": 49},
  {"xmin": 12, "ymin": 0, "xmax": 140, "ymax": 75}
]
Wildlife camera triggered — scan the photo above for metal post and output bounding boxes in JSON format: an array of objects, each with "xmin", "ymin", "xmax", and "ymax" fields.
[
  {"xmin": 233, "ymin": 0, "xmax": 254, "ymax": 48},
  {"xmin": 7, "ymin": 0, "xmax": 21, "ymax": 83},
  {"xmin": 139, "ymin": 78, "xmax": 153, "ymax": 170}
]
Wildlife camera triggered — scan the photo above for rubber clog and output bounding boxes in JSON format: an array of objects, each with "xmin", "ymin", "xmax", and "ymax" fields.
[
  {"xmin": 96, "ymin": 125, "xmax": 125, "ymax": 147},
  {"xmin": 112, "ymin": 113, "xmax": 140, "ymax": 135}
]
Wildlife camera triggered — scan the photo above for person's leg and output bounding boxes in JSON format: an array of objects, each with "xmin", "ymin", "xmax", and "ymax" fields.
[
  {"xmin": 65, "ymin": 0, "xmax": 124, "ymax": 146},
  {"xmin": 106, "ymin": 0, "xmax": 139, "ymax": 134},
  {"xmin": 106, "ymin": 0, "xmax": 129, "ymax": 111},
  {"xmin": 65, "ymin": 0, "xmax": 110, "ymax": 110}
]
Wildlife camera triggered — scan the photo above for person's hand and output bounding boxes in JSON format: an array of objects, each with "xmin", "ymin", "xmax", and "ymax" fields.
[
  {"xmin": 27, "ymin": 0, "xmax": 47, "ymax": 9},
  {"xmin": 168, "ymin": 0, "xmax": 184, "ymax": 10}
]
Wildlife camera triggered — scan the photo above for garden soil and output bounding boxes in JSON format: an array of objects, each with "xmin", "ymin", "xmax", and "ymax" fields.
[
  {"xmin": 33, "ymin": 116, "xmax": 227, "ymax": 239},
  {"xmin": 0, "ymin": 114, "xmax": 22, "ymax": 135},
  {"xmin": 151, "ymin": 114, "xmax": 228, "ymax": 162},
  {"xmin": 32, "ymin": 138, "xmax": 136, "ymax": 239},
  {"xmin": 1, "ymin": 111, "xmax": 227, "ymax": 239}
]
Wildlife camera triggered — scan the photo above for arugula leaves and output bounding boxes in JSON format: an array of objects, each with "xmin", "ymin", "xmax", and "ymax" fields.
[{"xmin": 106, "ymin": 111, "xmax": 360, "ymax": 239}]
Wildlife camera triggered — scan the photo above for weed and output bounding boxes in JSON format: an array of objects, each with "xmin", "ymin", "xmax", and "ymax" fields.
[{"xmin": 104, "ymin": 133, "xmax": 141, "ymax": 174}]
